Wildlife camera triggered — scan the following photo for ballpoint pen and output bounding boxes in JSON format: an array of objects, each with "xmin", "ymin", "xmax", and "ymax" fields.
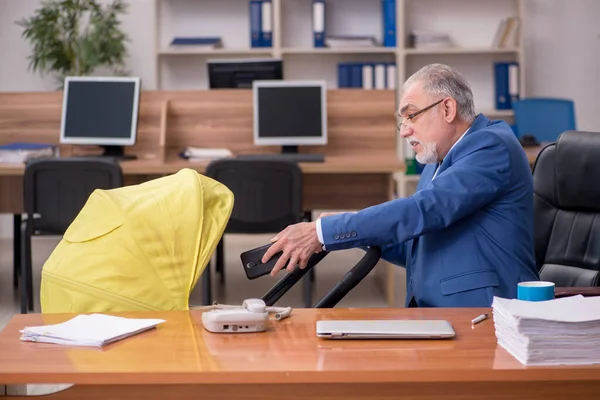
[{"xmin": 471, "ymin": 313, "xmax": 489, "ymax": 325}]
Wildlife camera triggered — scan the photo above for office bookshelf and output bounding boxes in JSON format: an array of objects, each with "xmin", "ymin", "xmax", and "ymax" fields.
[{"xmin": 153, "ymin": 0, "xmax": 525, "ymax": 196}]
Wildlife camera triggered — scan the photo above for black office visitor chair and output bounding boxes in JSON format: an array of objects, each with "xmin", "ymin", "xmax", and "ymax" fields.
[
  {"xmin": 532, "ymin": 130, "xmax": 600, "ymax": 290},
  {"xmin": 19, "ymin": 157, "xmax": 123, "ymax": 313},
  {"xmin": 205, "ymin": 158, "xmax": 315, "ymax": 307}
]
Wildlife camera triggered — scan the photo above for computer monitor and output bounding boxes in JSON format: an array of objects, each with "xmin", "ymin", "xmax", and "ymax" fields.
[
  {"xmin": 253, "ymin": 80, "xmax": 327, "ymax": 155},
  {"xmin": 60, "ymin": 76, "xmax": 141, "ymax": 160},
  {"xmin": 208, "ymin": 58, "xmax": 283, "ymax": 89}
]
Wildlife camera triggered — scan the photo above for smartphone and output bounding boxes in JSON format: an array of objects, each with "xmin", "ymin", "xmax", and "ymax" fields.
[{"xmin": 240, "ymin": 243, "xmax": 290, "ymax": 280}]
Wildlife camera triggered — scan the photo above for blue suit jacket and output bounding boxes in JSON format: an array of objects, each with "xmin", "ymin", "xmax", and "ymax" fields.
[{"xmin": 320, "ymin": 114, "xmax": 539, "ymax": 307}]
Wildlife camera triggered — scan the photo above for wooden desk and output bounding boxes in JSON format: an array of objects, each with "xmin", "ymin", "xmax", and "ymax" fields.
[
  {"xmin": 1, "ymin": 308, "xmax": 600, "ymax": 399},
  {"xmin": 0, "ymin": 154, "xmax": 403, "ymax": 213}
]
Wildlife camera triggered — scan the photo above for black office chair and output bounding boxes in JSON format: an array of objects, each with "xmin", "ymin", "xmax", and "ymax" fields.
[
  {"xmin": 19, "ymin": 157, "xmax": 123, "ymax": 313},
  {"xmin": 532, "ymin": 130, "xmax": 600, "ymax": 288},
  {"xmin": 205, "ymin": 159, "xmax": 314, "ymax": 307}
]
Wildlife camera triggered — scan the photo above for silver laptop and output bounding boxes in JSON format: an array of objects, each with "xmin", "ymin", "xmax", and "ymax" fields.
[{"xmin": 316, "ymin": 319, "xmax": 456, "ymax": 339}]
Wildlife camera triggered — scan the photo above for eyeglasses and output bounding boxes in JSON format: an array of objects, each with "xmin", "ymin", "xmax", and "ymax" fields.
[{"xmin": 397, "ymin": 98, "xmax": 445, "ymax": 131}]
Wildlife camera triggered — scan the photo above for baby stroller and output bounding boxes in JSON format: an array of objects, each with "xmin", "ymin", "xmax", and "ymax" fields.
[
  {"xmin": 252, "ymin": 246, "xmax": 381, "ymax": 308},
  {"xmin": 39, "ymin": 168, "xmax": 380, "ymax": 313}
]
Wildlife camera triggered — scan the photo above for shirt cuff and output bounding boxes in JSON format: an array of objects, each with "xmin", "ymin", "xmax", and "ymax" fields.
[{"xmin": 316, "ymin": 218, "xmax": 326, "ymax": 251}]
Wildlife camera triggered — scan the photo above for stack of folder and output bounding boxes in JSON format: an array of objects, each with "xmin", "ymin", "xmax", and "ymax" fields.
[{"xmin": 492, "ymin": 295, "xmax": 600, "ymax": 366}]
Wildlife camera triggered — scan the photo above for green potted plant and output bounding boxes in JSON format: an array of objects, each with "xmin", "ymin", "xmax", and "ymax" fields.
[{"xmin": 16, "ymin": 0, "xmax": 130, "ymax": 87}]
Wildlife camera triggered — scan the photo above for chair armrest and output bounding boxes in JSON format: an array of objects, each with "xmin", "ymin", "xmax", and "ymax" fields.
[{"xmin": 554, "ymin": 287, "xmax": 600, "ymax": 298}]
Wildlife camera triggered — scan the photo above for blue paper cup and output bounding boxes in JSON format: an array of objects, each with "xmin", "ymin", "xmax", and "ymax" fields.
[{"xmin": 517, "ymin": 281, "xmax": 555, "ymax": 301}]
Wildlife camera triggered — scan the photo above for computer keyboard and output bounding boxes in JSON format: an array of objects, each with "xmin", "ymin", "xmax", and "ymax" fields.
[{"xmin": 236, "ymin": 153, "xmax": 325, "ymax": 163}]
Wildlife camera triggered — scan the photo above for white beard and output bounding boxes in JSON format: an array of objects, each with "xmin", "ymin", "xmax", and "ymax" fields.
[{"xmin": 408, "ymin": 140, "xmax": 438, "ymax": 164}]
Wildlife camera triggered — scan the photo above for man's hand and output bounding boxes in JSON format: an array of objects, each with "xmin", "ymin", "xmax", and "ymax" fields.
[{"xmin": 261, "ymin": 221, "xmax": 323, "ymax": 276}]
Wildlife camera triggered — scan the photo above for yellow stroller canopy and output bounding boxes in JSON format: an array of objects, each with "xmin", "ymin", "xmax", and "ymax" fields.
[{"xmin": 40, "ymin": 168, "xmax": 234, "ymax": 313}]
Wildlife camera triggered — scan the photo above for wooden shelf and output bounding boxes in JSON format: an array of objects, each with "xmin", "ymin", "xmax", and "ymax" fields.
[
  {"xmin": 281, "ymin": 47, "xmax": 397, "ymax": 55},
  {"xmin": 157, "ymin": 47, "xmax": 274, "ymax": 56},
  {"xmin": 403, "ymin": 46, "xmax": 521, "ymax": 55}
]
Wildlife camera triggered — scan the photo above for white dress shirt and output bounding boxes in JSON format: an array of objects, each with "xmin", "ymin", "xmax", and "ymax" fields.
[
  {"xmin": 432, "ymin": 127, "xmax": 469, "ymax": 180},
  {"xmin": 316, "ymin": 127, "xmax": 470, "ymax": 246},
  {"xmin": 316, "ymin": 217, "xmax": 325, "ymax": 245}
]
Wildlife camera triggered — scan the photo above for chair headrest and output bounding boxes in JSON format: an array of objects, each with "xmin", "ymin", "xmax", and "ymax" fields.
[{"xmin": 534, "ymin": 130, "xmax": 600, "ymax": 211}]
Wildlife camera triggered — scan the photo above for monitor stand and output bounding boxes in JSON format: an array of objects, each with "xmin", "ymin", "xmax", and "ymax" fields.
[
  {"xmin": 100, "ymin": 145, "xmax": 137, "ymax": 161},
  {"xmin": 278, "ymin": 145, "xmax": 325, "ymax": 162},
  {"xmin": 281, "ymin": 145, "xmax": 299, "ymax": 155},
  {"xmin": 236, "ymin": 145, "xmax": 324, "ymax": 162}
]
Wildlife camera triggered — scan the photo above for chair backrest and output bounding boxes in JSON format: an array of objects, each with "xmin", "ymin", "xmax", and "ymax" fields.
[
  {"xmin": 205, "ymin": 159, "xmax": 303, "ymax": 233},
  {"xmin": 513, "ymin": 98, "xmax": 576, "ymax": 143},
  {"xmin": 24, "ymin": 157, "xmax": 123, "ymax": 233},
  {"xmin": 532, "ymin": 130, "xmax": 600, "ymax": 287}
]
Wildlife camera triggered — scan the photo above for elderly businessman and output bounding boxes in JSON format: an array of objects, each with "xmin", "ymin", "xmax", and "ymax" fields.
[{"xmin": 262, "ymin": 63, "xmax": 539, "ymax": 307}]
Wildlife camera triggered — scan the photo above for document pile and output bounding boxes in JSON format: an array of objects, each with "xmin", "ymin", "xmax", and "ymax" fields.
[
  {"xmin": 0, "ymin": 142, "xmax": 57, "ymax": 164},
  {"xmin": 492, "ymin": 295, "xmax": 600, "ymax": 366},
  {"xmin": 20, "ymin": 313, "xmax": 166, "ymax": 347},
  {"xmin": 407, "ymin": 30, "xmax": 453, "ymax": 49},
  {"xmin": 325, "ymin": 36, "xmax": 377, "ymax": 48},
  {"xmin": 180, "ymin": 147, "xmax": 233, "ymax": 161}
]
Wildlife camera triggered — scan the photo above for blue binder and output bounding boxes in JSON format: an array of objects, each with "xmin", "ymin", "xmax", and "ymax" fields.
[
  {"xmin": 494, "ymin": 61, "xmax": 520, "ymax": 110},
  {"xmin": 250, "ymin": 1, "xmax": 262, "ymax": 48},
  {"xmin": 170, "ymin": 37, "xmax": 221, "ymax": 46},
  {"xmin": 313, "ymin": 0, "xmax": 326, "ymax": 48},
  {"xmin": 349, "ymin": 63, "xmax": 363, "ymax": 88},
  {"xmin": 382, "ymin": 0, "xmax": 396, "ymax": 47},
  {"xmin": 261, "ymin": 0, "xmax": 272, "ymax": 47},
  {"xmin": 338, "ymin": 63, "xmax": 351, "ymax": 88}
]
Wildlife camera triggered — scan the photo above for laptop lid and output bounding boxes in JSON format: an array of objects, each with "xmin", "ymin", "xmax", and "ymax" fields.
[{"xmin": 316, "ymin": 320, "xmax": 456, "ymax": 339}]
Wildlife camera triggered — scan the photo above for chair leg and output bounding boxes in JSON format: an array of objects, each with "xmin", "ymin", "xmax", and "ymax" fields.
[
  {"xmin": 13, "ymin": 214, "xmax": 21, "ymax": 289},
  {"xmin": 20, "ymin": 222, "xmax": 31, "ymax": 314},
  {"xmin": 27, "ymin": 243, "xmax": 34, "ymax": 312},
  {"xmin": 13, "ymin": 260, "xmax": 19, "ymax": 289},
  {"xmin": 216, "ymin": 238, "xmax": 225, "ymax": 284}
]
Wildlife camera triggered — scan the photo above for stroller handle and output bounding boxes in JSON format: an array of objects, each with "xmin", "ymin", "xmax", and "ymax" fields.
[
  {"xmin": 261, "ymin": 246, "xmax": 382, "ymax": 308},
  {"xmin": 314, "ymin": 246, "xmax": 381, "ymax": 308}
]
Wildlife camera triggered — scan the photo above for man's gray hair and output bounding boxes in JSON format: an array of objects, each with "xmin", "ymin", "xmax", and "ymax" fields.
[{"xmin": 404, "ymin": 63, "xmax": 476, "ymax": 123}]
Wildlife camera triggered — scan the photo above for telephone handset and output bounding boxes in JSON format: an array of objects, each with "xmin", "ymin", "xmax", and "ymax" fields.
[{"xmin": 200, "ymin": 298, "xmax": 292, "ymax": 333}]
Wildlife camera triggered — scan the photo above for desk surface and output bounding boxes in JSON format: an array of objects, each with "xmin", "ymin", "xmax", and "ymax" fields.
[
  {"xmin": 0, "ymin": 154, "xmax": 404, "ymax": 176},
  {"xmin": 1, "ymin": 307, "xmax": 599, "ymax": 386},
  {"xmin": 0, "ymin": 144, "xmax": 542, "ymax": 176}
]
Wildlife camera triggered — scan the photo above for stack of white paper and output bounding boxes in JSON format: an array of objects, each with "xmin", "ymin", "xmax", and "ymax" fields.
[
  {"xmin": 325, "ymin": 36, "xmax": 377, "ymax": 47},
  {"xmin": 409, "ymin": 30, "xmax": 453, "ymax": 49},
  {"xmin": 20, "ymin": 314, "xmax": 166, "ymax": 347},
  {"xmin": 492, "ymin": 295, "xmax": 600, "ymax": 366},
  {"xmin": 182, "ymin": 147, "xmax": 232, "ymax": 161}
]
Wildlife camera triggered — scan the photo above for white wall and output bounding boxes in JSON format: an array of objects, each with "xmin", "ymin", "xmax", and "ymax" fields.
[
  {"xmin": 523, "ymin": 0, "xmax": 600, "ymax": 131},
  {"xmin": 0, "ymin": 0, "xmax": 156, "ymax": 92},
  {"xmin": 2, "ymin": 0, "xmax": 598, "ymax": 120},
  {"xmin": 0, "ymin": 0, "xmax": 599, "ymax": 238}
]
